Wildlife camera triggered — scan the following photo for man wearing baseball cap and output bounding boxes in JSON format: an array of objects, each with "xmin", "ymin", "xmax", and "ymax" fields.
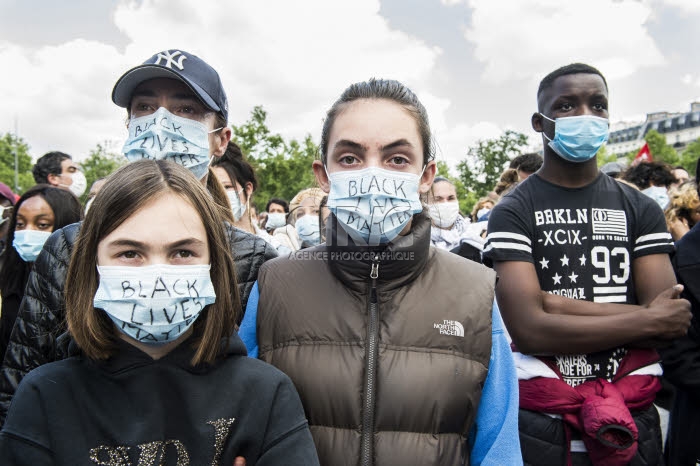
[
  {"xmin": 0, "ymin": 50, "xmax": 277, "ymax": 425},
  {"xmin": 112, "ymin": 49, "xmax": 232, "ymax": 180}
]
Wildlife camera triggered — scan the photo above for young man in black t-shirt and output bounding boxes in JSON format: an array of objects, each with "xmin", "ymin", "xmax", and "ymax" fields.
[{"xmin": 484, "ymin": 63, "xmax": 691, "ymax": 465}]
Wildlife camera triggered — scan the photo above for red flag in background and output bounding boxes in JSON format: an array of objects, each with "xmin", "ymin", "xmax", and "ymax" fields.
[{"xmin": 632, "ymin": 142, "xmax": 652, "ymax": 166}]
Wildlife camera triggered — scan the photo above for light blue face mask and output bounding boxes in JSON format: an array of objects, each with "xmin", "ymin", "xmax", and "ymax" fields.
[
  {"xmin": 642, "ymin": 186, "xmax": 670, "ymax": 210},
  {"xmin": 12, "ymin": 230, "xmax": 52, "ymax": 262},
  {"xmin": 327, "ymin": 166, "xmax": 424, "ymax": 246},
  {"xmin": 226, "ymin": 189, "xmax": 247, "ymax": 222},
  {"xmin": 122, "ymin": 107, "xmax": 221, "ymax": 180},
  {"xmin": 265, "ymin": 212, "xmax": 287, "ymax": 230},
  {"xmin": 541, "ymin": 114, "xmax": 609, "ymax": 163},
  {"xmin": 295, "ymin": 215, "xmax": 321, "ymax": 246},
  {"xmin": 94, "ymin": 264, "xmax": 216, "ymax": 345}
]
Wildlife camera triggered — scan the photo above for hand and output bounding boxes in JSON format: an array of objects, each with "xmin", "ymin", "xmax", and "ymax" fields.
[
  {"xmin": 645, "ymin": 285, "xmax": 692, "ymax": 339},
  {"xmin": 668, "ymin": 217, "xmax": 690, "ymax": 242},
  {"xmin": 234, "ymin": 457, "xmax": 246, "ymax": 466}
]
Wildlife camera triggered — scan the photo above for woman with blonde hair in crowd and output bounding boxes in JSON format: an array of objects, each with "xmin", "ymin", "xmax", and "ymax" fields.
[
  {"xmin": 273, "ymin": 187, "xmax": 325, "ymax": 251},
  {"xmin": 666, "ymin": 180, "xmax": 700, "ymax": 242},
  {"xmin": 0, "ymin": 160, "xmax": 318, "ymax": 465}
]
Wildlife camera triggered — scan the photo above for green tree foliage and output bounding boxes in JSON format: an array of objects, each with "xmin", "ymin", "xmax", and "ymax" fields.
[
  {"xmin": 0, "ymin": 133, "xmax": 34, "ymax": 194},
  {"xmin": 679, "ymin": 138, "xmax": 700, "ymax": 174},
  {"xmin": 80, "ymin": 143, "xmax": 127, "ymax": 203},
  {"xmin": 456, "ymin": 130, "xmax": 529, "ymax": 200},
  {"xmin": 230, "ymin": 106, "xmax": 318, "ymax": 211},
  {"xmin": 625, "ymin": 130, "xmax": 679, "ymax": 165}
]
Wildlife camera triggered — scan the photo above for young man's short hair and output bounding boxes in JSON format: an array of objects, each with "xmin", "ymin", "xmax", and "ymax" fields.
[
  {"xmin": 32, "ymin": 151, "xmax": 72, "ymax": 184},
  {"xmin": 537, "ymin": 63, "xmax": 608, "ymax": 100}
]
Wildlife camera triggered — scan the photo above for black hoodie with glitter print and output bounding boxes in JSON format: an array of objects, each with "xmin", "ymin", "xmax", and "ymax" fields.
[{"xmin": 0, "ymin": 333, "xmax": 319, "ymax": 466}]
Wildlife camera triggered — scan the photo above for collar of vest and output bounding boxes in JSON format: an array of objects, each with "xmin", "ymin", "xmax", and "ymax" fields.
[{"xmin": 323, "ymin": 210, "xmax": 432, "ymax": 292}]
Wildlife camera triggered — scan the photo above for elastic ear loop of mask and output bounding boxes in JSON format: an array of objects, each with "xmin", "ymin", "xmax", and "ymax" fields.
[{"xmin": 539, "ymin": 113, "xmax": 555, "ymax": 142}]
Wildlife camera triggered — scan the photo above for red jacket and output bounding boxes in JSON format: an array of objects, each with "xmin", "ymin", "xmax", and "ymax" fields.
[{"xmin": 519, "ymin": 349, "xmax": 661, "ymax": 466}]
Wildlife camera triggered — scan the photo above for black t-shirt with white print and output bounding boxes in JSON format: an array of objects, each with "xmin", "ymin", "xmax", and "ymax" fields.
[{"xmin": 484, "ymin": 173, "xmax": 674, "ymax": 387}]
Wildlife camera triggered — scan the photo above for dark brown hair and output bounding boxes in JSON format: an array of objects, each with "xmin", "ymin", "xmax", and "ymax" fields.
[
  {"xmin": 320, "ymin": 78, "xmax": 435, "ymax": 166},
  {"xmin": 211, "ymin": 142, "xmax": 259, "ymax": 202},
  {"xmin": 66, "ymin": 160, "xmax": 239, "ymax": 365}
]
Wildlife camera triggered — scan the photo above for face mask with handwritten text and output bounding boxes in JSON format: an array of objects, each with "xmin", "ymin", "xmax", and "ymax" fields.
[
  {"xmin": 327, "ymin": 167, "xmax": 423, "ymax": 245},
  {"xmin": 93, "ymin": 264, "xmax": 216, "ymax": 345},
  {"xmin": 122, "ymin": 107, "xmax": 217, "ymax": 180}
]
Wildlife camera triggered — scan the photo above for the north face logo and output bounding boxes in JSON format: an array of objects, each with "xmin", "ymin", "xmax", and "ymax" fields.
[
  {"xmin": 154, "ymin": 50, "xmax": 187, "ymax": 70},
  {"xmin": 434, "ymin": 320, "xmax": 464, "ymax": 337}
]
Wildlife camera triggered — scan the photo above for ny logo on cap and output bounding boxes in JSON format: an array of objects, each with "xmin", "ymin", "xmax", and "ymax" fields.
[{"xmin": 154, "ymin": 50, "xmax": 187, "ymax": 70}]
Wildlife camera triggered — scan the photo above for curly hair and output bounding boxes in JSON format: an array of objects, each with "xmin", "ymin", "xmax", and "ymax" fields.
[{"xmin": 665, "ymin": 180, "xmax": 700, "ymax": 227}]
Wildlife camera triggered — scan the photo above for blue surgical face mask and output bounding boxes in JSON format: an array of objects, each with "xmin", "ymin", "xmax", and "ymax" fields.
[
  {"xmin": 122, "ymin": 107, "xmax": 221, "ymax": 180},
  {"xmin": 327, "ymin": 166, "xmax": 424, "ymax": 246},
  {"xmin": 642, "ymin": 186, "xmax": 670, "ymax": 210},
  {"xmin": 540, "ymin": 114, "xmax": 609, "ymax": 163},
  {"xmin": 265, "ymin": 212, "xmax": 286, "ymax": 230},
  {"xmin": 295, "ymin": 214, "xmax": 321, "ymax": 246},
  {"xmin": 226, "ymin": 189, "xmax": 247, "ymax": 222},
  {"xmin": 93, "ymin": 264, "xmax": 216, "ymax": 345},
  {"xmin": 12, "ymin": 230, "xmax": 52, "ymax": 262}
]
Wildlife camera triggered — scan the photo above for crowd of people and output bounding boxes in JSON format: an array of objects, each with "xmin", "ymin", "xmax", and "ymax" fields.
[{"xmin": 0, "ymin": 49, "xmax": 697, "ymax": 466}]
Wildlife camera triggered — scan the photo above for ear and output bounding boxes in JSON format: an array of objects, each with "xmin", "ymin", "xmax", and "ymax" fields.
[
  {"xmin": 244, "ymin": 181, "xmax": 254, "ymax": 200},
  {"xmin": 211, "ymin": 127, "xmax": 232, "ymax": 158},
  {"xmin": 531, "ymin": 112, "xmax": 544, "ymax": 133},
  {"xmin": 418, "ymin": 161, "xmax": 437, "ymax": 194},
  {"xmin": 313, "ymin": 160, "xmax": 330, "ymax": 193},
  {"xmin": 47, "ymin": 173, "xmax": 62, "ymax": 187}
]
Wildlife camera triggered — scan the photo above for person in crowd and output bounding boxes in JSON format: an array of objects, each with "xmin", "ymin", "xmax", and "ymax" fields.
[
  {"xmin": 239, "ymin": 78, "xmax": 521, "ymax": 465},
  {"xmin": 665, "ymin": 180, "xmax": 700, "ymax": 242},
  {"xmin": 273, "ymin": 188, "xmax": 325, "ymax": 251},
  {"xmin": 211, "ymin": 142, "xmax": 286, "ymax": 252},
  {"xmin": 0, "ymin": 49, "xmax": 277, "ymax": 425},
  {"xmin": 84, "ymin": 178, "xmax": 107, "ymax": 214},
  {"xmin": 31, "ymin": 151, "xmax": 87, "ymax": 198},
  {"xmin": 0, "ymin": 186, "xmax": 82, "ymax": 362},
  {"xmin": 0, "ymin": 160, "xmax": 318, "ymax": 466},
  {"xmin": 494, "ymin": 168, "xmax": 520, "ymax": 197},
  {"xmin": 509, "ymin": 152, "xmax": 543, "ymax": 180},
  {"xmin": 659, "ymin": 159, "xmax": 700, "ymax": 466},
  {"xmin": 484, "ymin": 63, "xmax": 691, "ymax": 465},
  {"xmin": 622, "ymin": 161, "xmax": 676, "ymax": 209},
  {"xmin": 471, "ymin": 197, "xmax": 495, "ymax": 223},
  {"xmin": 264, "ymin": 198, "xmax": 289, "ymax": 234},
  {"xmin": 670, "ymin": 166, "xmax": 690, "ymax": 190},
  {"xmin": 427, "ymin": 177, "xmax": 484, "ymax": 262},
  {"xmin": 0, "ymin": 183, "xmax": 16, "ymax": 262}
]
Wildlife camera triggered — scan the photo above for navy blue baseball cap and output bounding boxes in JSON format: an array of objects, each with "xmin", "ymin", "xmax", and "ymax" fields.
[{"xmin": 112, "ymin": 49, "xmax": 229, "ymax": 121}]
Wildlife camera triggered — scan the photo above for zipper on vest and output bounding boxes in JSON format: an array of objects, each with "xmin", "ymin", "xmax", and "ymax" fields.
[{"xmin": 361, "ymin": 255, "xmax": 380, "ymax": 466}]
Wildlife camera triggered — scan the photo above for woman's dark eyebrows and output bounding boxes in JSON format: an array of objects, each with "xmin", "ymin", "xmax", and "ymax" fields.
[
  {"xmin": 332, "ymin": 139, "xmax": 367, "ymax": 153},
  {"xmin": 381, "ymin": 139, "xmax": 413, "ymax": 151}
]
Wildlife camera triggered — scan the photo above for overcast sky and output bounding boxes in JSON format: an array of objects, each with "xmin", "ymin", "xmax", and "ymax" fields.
[{"xmin": 2, "ymin": 0, "xmax": 700, "ymax": 170}]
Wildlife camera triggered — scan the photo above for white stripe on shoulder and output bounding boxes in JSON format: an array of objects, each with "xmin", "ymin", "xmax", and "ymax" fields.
[
  {"xmin": 485, "ymin": 232, "xmax": 532, "ymax": 245},
  {"xmin": 483, "ymin": 242, "xmax": 532, "ymax": 254},
  {"xmin": 636, "ymin": 232, "xmax": 672, "ymax": 244},
  {"xmin": 633, "ymin": 242, "xmax": 674, "ymax": 252}
]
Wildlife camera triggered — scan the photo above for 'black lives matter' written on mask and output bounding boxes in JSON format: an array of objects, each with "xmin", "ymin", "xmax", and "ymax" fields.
[
  {"xmin": 93, "ymin": 264, "xmax": 216, "ymax": 344},
  {"xmin": 327, "ymin": 166, "xmax": 423, "ymax": 246},
  {"xmin": 122, "ymin": 107, "xmax": 222, "ymax": 179}
]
